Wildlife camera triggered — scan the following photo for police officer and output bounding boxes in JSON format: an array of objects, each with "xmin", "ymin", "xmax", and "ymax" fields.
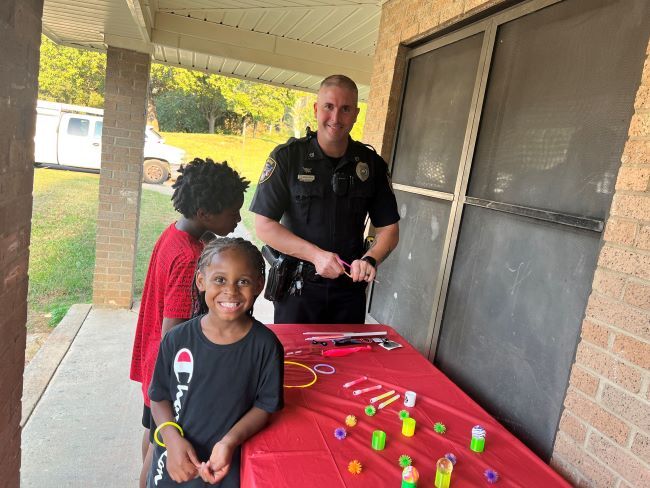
[{"xmin": 250, "ymin": 75, "xmax": 400, "ymax": 324}]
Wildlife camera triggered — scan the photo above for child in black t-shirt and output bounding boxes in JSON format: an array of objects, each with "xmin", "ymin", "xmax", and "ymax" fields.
[{"xmin": 147, "ymin": 238, "xmax": 284, "ymax": 487}]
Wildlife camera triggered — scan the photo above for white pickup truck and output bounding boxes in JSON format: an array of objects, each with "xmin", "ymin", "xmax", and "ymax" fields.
[{"xmin": 34, "ymin": 100, "xmax": 186, "ymax": 184}]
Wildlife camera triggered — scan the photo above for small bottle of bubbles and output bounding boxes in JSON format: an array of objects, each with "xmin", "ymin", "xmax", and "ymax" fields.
[
  {"xmin": 434, "ymin": 457, "xmax": 453, "ymax": 488},
  {"xmin": 470, "ymin": 425, "xmax": 486, "ymax": 452},
  {"xmin": 401, "ymin": 465, "xmax": 419, "ymax": 487}
]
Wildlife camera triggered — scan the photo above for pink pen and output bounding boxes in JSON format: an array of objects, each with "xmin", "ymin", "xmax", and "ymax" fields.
[
  {"xmin": 353, "ymin": 385, "xmax": 382, "ymax": 396},
  {"xmin": 337, "ymin": 257, "xmax": 352, "ymax": 269},
  {"xmin": 336, "ymin": 257, "xmax": 380, "ymax": 284},
  {"xmin": 322, "ymin": 345, "xmax": 371, "ymax": 357},
  {"xmin": 343, "ymin": 376, "xmax": 368, "ymax": 388}
]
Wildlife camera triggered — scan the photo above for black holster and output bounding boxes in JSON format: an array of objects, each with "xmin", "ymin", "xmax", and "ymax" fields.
[{"xmin": 262, "ymin": 245, "xmax": 297, "ymax": 302}]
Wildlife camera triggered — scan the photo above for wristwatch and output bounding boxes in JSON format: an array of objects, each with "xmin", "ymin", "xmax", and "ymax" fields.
[{"xmin": 361, "ymin": 255, "xmax": 377, "ymax": 268}]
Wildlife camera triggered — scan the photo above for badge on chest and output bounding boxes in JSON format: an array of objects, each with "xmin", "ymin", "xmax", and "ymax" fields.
[{"xmin": 356, "ymin": 162, "xmax": 370, "ymax": 182}]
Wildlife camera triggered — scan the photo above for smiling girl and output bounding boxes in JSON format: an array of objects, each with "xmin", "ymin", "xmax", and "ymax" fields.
[{"xmin": 147, "ymin": 238, "xmax": 284, "ymax": 487}]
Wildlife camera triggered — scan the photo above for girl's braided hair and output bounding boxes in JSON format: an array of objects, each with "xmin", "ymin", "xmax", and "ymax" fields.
[
  {"xmin": 191, "ymin": 236, "xmax": 266, "ymax": 318},
  {"xmin": 172, "ymin": 158, "xmax": 250, "ymax": 218}
]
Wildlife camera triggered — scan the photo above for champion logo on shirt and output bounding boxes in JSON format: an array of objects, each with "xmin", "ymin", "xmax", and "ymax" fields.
[
  {"xmin": 156, "ymin": 348, "xmax": 194, "ymax": 486},
  {"xmin": 173, "ymin": 348, "xmax": 194, "ymax": 383}
]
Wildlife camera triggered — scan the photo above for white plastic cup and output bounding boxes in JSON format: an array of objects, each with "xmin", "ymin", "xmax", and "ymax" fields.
[{"xmin": 404, "ymin": 390, "xmax": 417, "ymax": 407}]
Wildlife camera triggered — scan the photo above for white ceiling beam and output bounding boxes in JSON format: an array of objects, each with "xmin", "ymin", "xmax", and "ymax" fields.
[
  {"xmin": 152, "ymin": 56, "xmax": 320, "ymax": 94},
  {"xmin": 41, "ymin": 24, "xmax": 63, "ymax": 44},
  {"xmin": 125, "ymin": 0, "xmax": 151, "ymax": 42},
  {"xmin": 104, "ymin": 33, "xmax": 153, "ymax": 54},
  {"xmin": 152, "ymin": 13, "xmax": 373, "ymax": 84}
]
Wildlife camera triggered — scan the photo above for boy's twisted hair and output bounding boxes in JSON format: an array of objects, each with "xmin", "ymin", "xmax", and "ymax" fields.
[
  {"xmin": 191, "ymin": 237, "xmax": 266, "ymax": 318},
  {"xmin": 172, "ymin": 158, "xmax": 250, "ymax": 218}
]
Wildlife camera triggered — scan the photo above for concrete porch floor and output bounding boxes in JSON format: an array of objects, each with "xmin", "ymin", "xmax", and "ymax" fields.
[{"xmin": 20, "ymin": 218, "xmax": 274, "ymax": 486}]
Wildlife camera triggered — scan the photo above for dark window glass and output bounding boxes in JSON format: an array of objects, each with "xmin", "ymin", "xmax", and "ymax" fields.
[
  {"xmin": 67, "ymin": 118, "xmax": 90, "ymax": 137},
  {"xmin": 94, "ymin": 121, "xmax": 103, "ymax": 139},
  {"xmin": 369, "ymin": 191, "xmax": 450, "ymax": 352},
  {"xmin": 391, "ymin": 33, "xmax": 483, "ymax": 193},
  {"xmin": 468, "ymin": 0, "xmax": 650, "ymax": 219},
  {"xmin": 435, "ymin": 206, "xmax": 600, "ymax": 459}
]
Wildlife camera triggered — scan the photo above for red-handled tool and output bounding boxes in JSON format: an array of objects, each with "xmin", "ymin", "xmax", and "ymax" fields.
[{"xmin": 322, "ymin": 345, "xmax": 372, "ymax": 357}]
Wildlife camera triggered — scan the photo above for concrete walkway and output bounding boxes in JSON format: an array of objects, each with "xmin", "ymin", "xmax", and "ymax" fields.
[
  {"xmin": 21, "ymin": 307, "xmax": 142, "ymax": 487},
  {"xmin": 21, "ymin": 221, "xmax": 274, "ymax": 486}
]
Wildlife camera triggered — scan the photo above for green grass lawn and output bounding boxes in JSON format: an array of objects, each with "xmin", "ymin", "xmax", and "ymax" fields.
[
  {"xmin": 161, "ymin": 132, "xmax": 285, "ymax": 183},
  {"xmin": 29, "ymin": 169, "xmax": 100, "ymax": 327},
  {"xmin": 29, "ymin": 132, "xmax": 278, "ymax": 334},
  {"xmin": 29, "ymin": 168, "xmax": 180, "ymax": 332}
]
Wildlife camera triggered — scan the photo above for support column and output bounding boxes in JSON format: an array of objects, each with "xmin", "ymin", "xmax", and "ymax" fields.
[
  {"xmin": 0, "ymin": 1, "xmax": 43, "ymax": 486},
  {"xmin": 92, "ymin": 47, "xmax": 150, "ymax": 308}
]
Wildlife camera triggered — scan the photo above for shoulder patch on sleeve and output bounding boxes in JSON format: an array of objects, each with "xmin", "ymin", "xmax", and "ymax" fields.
[{"xmin": 259, "ymin": 157, "xmax": 277, "ymax": 183}]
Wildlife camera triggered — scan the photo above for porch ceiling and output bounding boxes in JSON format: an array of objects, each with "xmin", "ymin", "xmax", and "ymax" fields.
[{"xmin": 41, "ymin": 0, "xmax": 383, "ymax": 99}]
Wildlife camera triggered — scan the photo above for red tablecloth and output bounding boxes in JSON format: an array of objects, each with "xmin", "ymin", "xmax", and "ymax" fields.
[{"xmin": 242, "ymin": 324, "xmax": 569, "ymax": 488}]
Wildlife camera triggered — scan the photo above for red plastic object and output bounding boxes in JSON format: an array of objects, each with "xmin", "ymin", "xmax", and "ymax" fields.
[{"xmin": 322, "ymin": 345, "xmax": 371, "ymax": 357}]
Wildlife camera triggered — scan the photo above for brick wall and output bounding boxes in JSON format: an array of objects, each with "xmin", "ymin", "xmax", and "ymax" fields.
[
  {"xmin": 367, "ymin": 1, "xmax": 650, "ymax": 486},
  {"xmin": 0, "ymin": 0, "xmax": 43, "ymax": 486},
  {"xmin": 550, "ymin": 45, "xmax": 650, "ymax": 487},
  {"xmin": 92, "ymin": 47, "xmax": 151, "ymax": 308}
]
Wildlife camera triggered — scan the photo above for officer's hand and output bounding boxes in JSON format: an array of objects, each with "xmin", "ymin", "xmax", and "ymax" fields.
[
  {"xmin": 313, "ymin": 251, "xmax": 345, "ymax": 279},
  {"xmin": 351, "ymin": 259, "xmax": 376, "ymax": 283}
]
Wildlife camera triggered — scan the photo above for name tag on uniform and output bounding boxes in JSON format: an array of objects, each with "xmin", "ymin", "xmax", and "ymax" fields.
[{"xmin": 298, "ymin": 174, "xmax": 315, "ymax": 182}]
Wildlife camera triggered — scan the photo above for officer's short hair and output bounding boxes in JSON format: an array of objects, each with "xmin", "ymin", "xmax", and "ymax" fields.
[{"xmin": 320, "ymin": 75, "xmax": 358, "ymax": 99}]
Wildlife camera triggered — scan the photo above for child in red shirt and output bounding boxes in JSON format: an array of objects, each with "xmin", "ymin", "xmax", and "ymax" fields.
[{"xmin": 130, "ymin": 158, "xmax": 249, "ymax": 488}]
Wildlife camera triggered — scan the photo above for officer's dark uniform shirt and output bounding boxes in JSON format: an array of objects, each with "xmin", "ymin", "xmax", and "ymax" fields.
[{"xmin": 250, "ymin": 133, "xmax": 399, "ymax": 265}]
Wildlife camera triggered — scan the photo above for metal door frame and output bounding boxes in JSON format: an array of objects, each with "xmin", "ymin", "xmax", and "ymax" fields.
[{"xmin": 367, "ymin": 0, "xmax": 577, "ymax": 360}]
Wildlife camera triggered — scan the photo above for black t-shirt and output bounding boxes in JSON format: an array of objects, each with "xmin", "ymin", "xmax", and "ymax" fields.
[
  {"xmin": 147, "ymin": 317, "xmax": 284, "ymax": 488},
  {"xmin": 249, "ymin": 134, "xmax": 400, "ymax": 265}
]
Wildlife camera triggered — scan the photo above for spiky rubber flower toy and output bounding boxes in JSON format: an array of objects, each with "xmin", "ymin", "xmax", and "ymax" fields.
[
  {"xmin": 398, "ymin": 409, "xmax": 410, "ymax": 420},
  {"xmin": 398, "ymin": 454, "xmax": 412, "ymax": 468},
  {"xmin": 434, "ymin": 422, "xmax": 447, "ymax": 434},
  {"xmin": 364, "ymin": 405, "xmax": 376, "ymax": 416},
  {"xmin": 345, "ymin": 414, "xmax": 357, "ymax": 427},
  {"xmin": 348, "ymin": 460, "xmax": 362, "ymax": 475},
  {"xmin": 334, "ymin": 427, "xmax": 347, "ymax": 440},
  {"xmin": 484, "ymin": 468, "xmax": 499, "ymax": 484}
]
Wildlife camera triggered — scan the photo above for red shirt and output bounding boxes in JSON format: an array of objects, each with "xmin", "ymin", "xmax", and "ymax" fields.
[{"xmin": 129, "ymin": 223, "xmax": 203, "ymax": 406}]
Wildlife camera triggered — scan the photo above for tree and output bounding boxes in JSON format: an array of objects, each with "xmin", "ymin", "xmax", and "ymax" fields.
[
  {"xmin": 38, "ymin": 36, "xmax": 106, "ymax": 107},
  {"xmin": 291, "ymin": 93, "xmax": 317, "ymax": 137},
  {"xmin": 172, "ymin": 69, "xmax": 238, "ymax": 133},
  {"xmin": 155, "ymin": 90, "xmax": 207, "ymax": 133},
  {"xmin": 226, "ymin": 82, "xmax": 296, "ymax": 137},
  {"xmin": 148, "ymin": 64, "xmax": 176, "ymax": 130}
]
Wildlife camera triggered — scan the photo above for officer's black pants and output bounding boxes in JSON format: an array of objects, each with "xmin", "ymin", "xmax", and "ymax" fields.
[{"xmin": 274, "ymin": 278, "xmax": 367, "ymax": 324}]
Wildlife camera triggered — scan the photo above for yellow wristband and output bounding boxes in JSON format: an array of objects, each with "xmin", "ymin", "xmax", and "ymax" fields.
[{"xmin": 153, "ymin": 421, "xmax": 184, "ymax": 448}]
